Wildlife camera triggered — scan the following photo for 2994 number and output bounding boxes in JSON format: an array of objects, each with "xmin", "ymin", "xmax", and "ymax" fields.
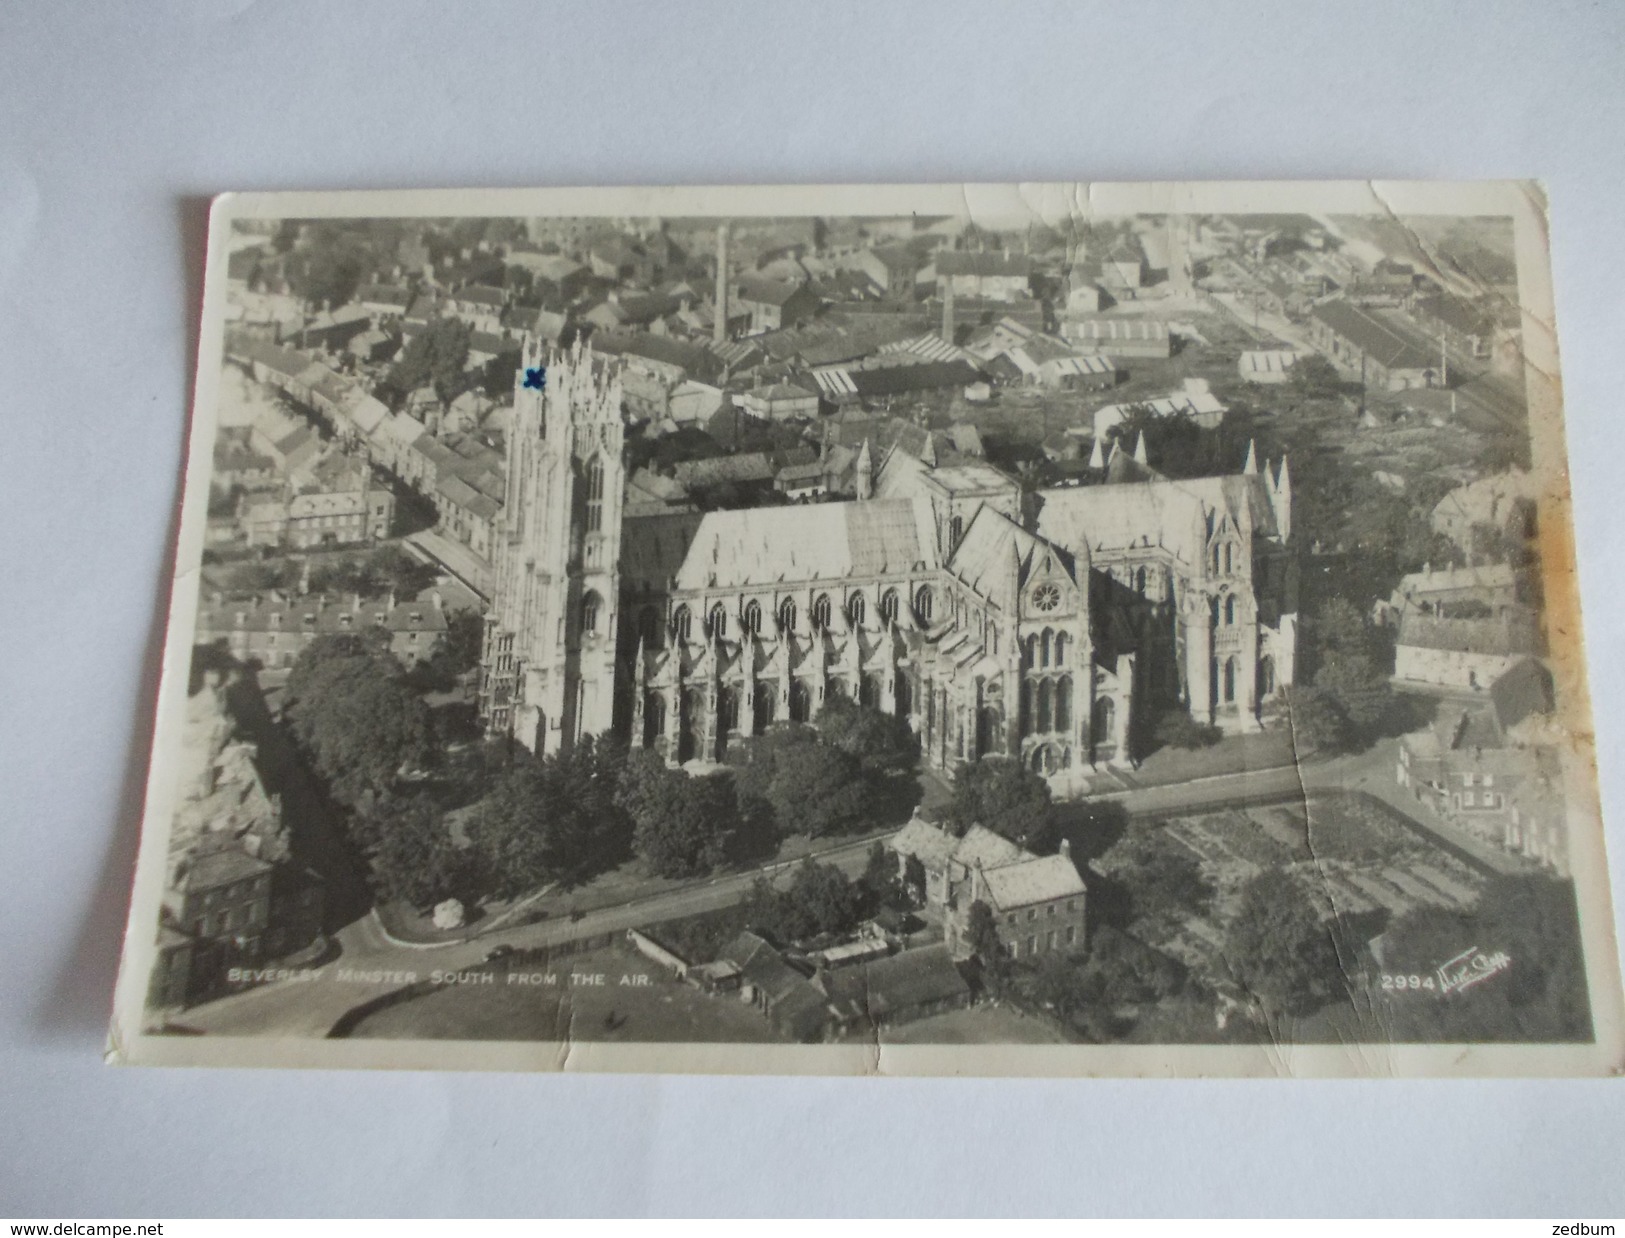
[{"xmin": 1379, "ymin": 974, "xmax": 1436, "ymax": 992}]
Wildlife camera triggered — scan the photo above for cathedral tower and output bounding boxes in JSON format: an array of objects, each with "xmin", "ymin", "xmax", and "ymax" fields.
[{"xmin": 481, "ymin": 337, "xmax": 626, "ymax": 754}]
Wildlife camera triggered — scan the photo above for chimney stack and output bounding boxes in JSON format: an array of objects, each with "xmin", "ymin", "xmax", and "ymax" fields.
[
  {"xmin": 941, "ymin": 276, "xmax": 956, "ymax": 345},
  {"xmin": 714, "ymin": 223, "xmax": 729, "ymax": 346}
]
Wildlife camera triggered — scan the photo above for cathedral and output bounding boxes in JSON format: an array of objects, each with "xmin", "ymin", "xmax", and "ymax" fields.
[{"xmin": 480, "ymin": 341, "xmax": 1298, "ymax": 789}]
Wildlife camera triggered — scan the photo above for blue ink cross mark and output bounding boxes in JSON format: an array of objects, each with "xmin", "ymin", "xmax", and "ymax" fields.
[{"xmin": 523, "ymin": 365, "xmax": 547, "ymax": 391}]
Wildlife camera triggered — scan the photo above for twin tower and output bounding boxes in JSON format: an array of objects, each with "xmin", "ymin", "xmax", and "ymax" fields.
[{"xmin": 480, "ymin": 339, "xmax": 627, "ymax": 754}]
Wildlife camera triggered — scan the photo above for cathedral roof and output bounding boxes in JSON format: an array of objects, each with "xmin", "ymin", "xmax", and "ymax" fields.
[
  {"xmin": 1035, "ymin": 473, "xmax": 1278, "ymax": 565},
  {"xmin": 673, "ymin": 498, "xmax": 938, "ymax": 592},
  {"xmin": 946, "ymin": 505, "xmax": 1073, "ymax": 600}
]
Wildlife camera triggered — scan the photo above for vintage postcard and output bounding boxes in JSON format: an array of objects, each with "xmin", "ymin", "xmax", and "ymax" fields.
[{"xmin": 107, "ymin": 181, "xmax": 1624, "ymax": 1075}]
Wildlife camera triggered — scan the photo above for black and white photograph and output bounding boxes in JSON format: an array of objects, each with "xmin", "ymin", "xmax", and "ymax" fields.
[{"xmin": 105, "ymin": 180, "xmax": 1622, "ymax": 1075}]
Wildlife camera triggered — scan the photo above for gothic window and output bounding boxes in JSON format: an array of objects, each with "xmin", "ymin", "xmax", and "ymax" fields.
[
  {"xmin": 1055, "ymin": 676, "xmax": 1072, "ymax": 731},
  {"xmin": 1023, "ymin": 635, "xmax": 1037, "ymax": 669},
  {"xmin": 1223, "ymin": 656, "xmax": 1236, "ymax": 704},
  {"xmin": 719, "ymin": 685, "xmax": 739, "ymax": 733},
  {"xmin": 1223, "ymin": 543, "xmax": 1234, "ymax": 575},
  {"xmin": 584, "ymin": 455, "xmax": 605, "ymax": 533},
  {"xmin": 754, "ymin": 685, "xmax": 775, "ymax": 731},
  {"xmin": 672, "ymin": 605, "xmax": 692, "ymax": 643},
  {"xmin": 812, "ymin": 593, "xmax": 832, "ymax": 629},
  {"xmin": 1225, "ymin": 595, "xmax": 1237, "ymax": 626},
  {"xmin": 914, "ymin": 584, "xmax": 934, "ymax": 624},
  {"xmin": 707, "ymin": 603, "xmax": 727, "ymax": 639},
  {"xmin": 880, "ymin": 588, "xmax": 900, "ymax": 625},
  {"xmin": 1136, "ymin": 566, "xmax": 1147, "ymax": 594},
  {"xmin": 1030, "ymin": 582, "xmax": 1061, "ymax": 613},
  {"xmin": 1037, "ymin": 679, "xmax": 1054, "ymax": 732},
  {"xmin": 790, "ymin": 679, "xmax": 811, "ymax": 723},
  {"xmin": 1053, "ymin": 631, "xmax": 1067, "ymax": 667},
  {"xmin": 1041, "ymin": 628, "xmax": 1053, "ymax": 667},
  {"xmin": 581, "ymin": 591, "xmax": 602, "ymax": 636},
  {"xmin": 1210, "ymin": 596, "xmax": 1221, "ymax": 629},
  {"xmin": 1092, "ymin": 695, "xmax": 1115, "ymax": 744},
  {"xmin": 949, "ymin": 515, "xmax": 964, "ymax": 551},
  {"xmin": 1211, "ymin": 543, "xmax": 1221, "ymax": 575},
  {"xmin": 743, "ymin": 599, "xmax": 762, "ymax": 636},
  {"xmin": 848, "ymin": 592, "xmax": 866, "ymax": 627},
  {"xmin": 643, "ymin": 692, "xmax": 666, "ymax": 748},
  {"xmin": 1258, "ymin": 655, "xmax": 1276, "ymax": 697},
  {"xmin": 778, "ymin": 597, "xmax": 797, "ymax": 632}
]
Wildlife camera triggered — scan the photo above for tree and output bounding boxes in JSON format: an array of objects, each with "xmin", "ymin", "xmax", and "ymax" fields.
[
  {"xmin": 1109, "ymin": 829, "xmax": 1214, "ymax": 928},
  {"xmin": 1223, "ymin": 870, "xmax": 1345, "ymax": 1015},
  {"xmin": 859, "ymin": 840, "xmax": 903, "ymax": 912},
  {"xmin": 422, "ymin": 609, "xmax": 484, "ymax": 688},
  {"xmin": 369, "ymin": 794, "xmax": 469, "ymax": 910},
  {"xmin": 284, "ymin": 631, "xmax": 434, "ymax": 806},
  {"xmin": 814, "ymin": 695, "xmax": 919, "ymax": 775},
  {"xmin": 621, "ymin": 750, "xmax": 737, "ymax": 878},
  {"xmin": 902, "ymin": 854, "xmax": 928, "ymax": 906},
  {"xmin": 746, "ymin": 860, "xmax": 866, "ymax": 943},
  {"xmin": 1026, "ymin": 948, "xmax": 1092, "ymax": 1022},
  {"xmin": 1288, "ymin": 354, "xmax": 1343, "ymax": 399},
  {"xmin": 1376, "ymin": 874, "xmax": 1591, "ymax": 1043},
  {"xmin": 1280, "ymin": 685, "xmax": 1351, "ymax": 756},
  {"xmin": 733, "ymin": 726, "xmax": 869, "ymax": 838},
  {"xmin": 1153, "ymin": 708, "xmax": 1222, "ymax": 750},
  {"xmin": 467, "ymin": 735, "xmax": 630, "ymax": 897},
  {"xmin": 1313, "ymin": 648, "xmax": 1391, "ymax": 734},
  {"xmin": 964, "ymin": 900, "xmax": 1008, "ymax": 985},
  {"xmin": 386, "ymin": 317, "xmax": 472, "ymax": 405},
  {"xmin": 945, "ymin": 755, "xmax": 1052, "ymax": 847}
]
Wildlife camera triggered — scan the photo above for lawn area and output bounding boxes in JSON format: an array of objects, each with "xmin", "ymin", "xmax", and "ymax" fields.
[
  {"xmin": 348, "ymin": 945, "xmax": 788, "ymax": 1044},
  {"xmin": 875, "ymin": 1002, "xmax": 1071, "ymax": 1046},
  {"xmin": 1125, "ymin": 728, "xmax": 1299, "ymax": 788}
]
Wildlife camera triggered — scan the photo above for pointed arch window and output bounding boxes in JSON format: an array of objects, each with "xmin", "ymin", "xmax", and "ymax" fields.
[
  {"xmin": 1037, "ymin": 679, "xmax": 1054, "ymax": 733},
  {"xmin": 581, "ymin": 591, "xmax": 602, "ymax": 636},
  {"xmin": 914, "ymin": 584, "xmax": 934, "ymax": 624},
  {"xmin": 1225, "ymin": 595, "xmax": 1237, "ymax": 626},
  {"xmin": 707, "ymin": 603, "xmax": 727, "ymax": 640},
  {"xmin": 1055, "ymin": 676, "xmax": 1072, "ymax": 731},
  {"xmin": 1041, "ymin": 628, "xmax": 1053, "ymax": 668},
  {"xmin": 1211, "ymin": 543, "xmax": 1221, "ymax": 575},
  {"xmin": 1223, "ymin": 543, "xmax": 1233, "ymax": 575},
  {"xmin": 812, "ymin": 593, "xmax": 832, "ymax": 629},
  {"xmin": 672, "ymin": 605, "xmax": 692, "ymax": 643},
  {"xmin": 778, "ymin": 597, "xmax": 797, "ymax": 632},
  {"xmin": 743, "ymin": 599, "xmax": 762, "ymax": 636},
  {"xmin": 584, "ymin": 455, "xmax": 605, "ymax": 533},
  {"xmin": 1210, "ymin": 596, "xmax": 1221, "ymax": 629},
  {"xmin": 880, "ymin": 588, "xmax": 900, "ymax": 625},
  {"xmin": 1136, "ymin": 566, "xmax": 1147, "ymax": 594},
  {"xmin": 1053, "ymin": 631, "xmax": 1067, "ymax": 667},
  {"xmin": 848, "ymin": 592, "xmax": 866, "ymax": 627},
  {"xmin": 949, "ymin": 515, "xmax": 964, "ymax": 550}
]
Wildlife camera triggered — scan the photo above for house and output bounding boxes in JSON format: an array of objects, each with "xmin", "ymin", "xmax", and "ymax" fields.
[
  {"xmin": 1308, "ymin": 299, "xmax": 1440, "ymax": 390},
  {"xmin": 587, "ymin": 234, "xmax": 653, "ymax": 284},
  {"xmin": 196, "ymin": 592, "xmax": 451, "ymax": 670},
  {"xmin": 715, "ymin": 931, "xmax": 831, "ymax": 1043},
  {"xmin": 1392, "ymin": 610, "xmax": 1544, "ymax": 691},
  {"xmin": 822, "ymin": 943, "xmax": 971, "ymax": 1031},
  {"xmin": 150, "ymin": 679, "xmax": 323, "ymax": 1009},
  {"xmin": 889, "ymin": 817, "xmax": 1088, "ymax": 962},
  {"xmin": 284, "ymin": 488, "xmax": 394, "ymax": 549},
  {"xmin": 1058, "ymin": 315, "xmax": 1172, "ymax": 359},
  {"xmin": 851, "ymin": 244, "xmax": 931, "ymax": 299},
  {"xmin": 1086, "ymin": 377, "xmax": 1227, "ymax": 441},
  {"xmin": 1237, "ymin": 349, "xmax": 1302, "ymax": 384},
  {"xmin": 934, "ymin": 251, "xmax": 1034, "ymax": 302},
  {"xmin": 1397, "ymin": 659, "xmax": 1567, "ymax": 872},
  {"xmin": 737, "ymin": 380, "xmax": 820, "ymax": 422},
  {"xmin": 1375, "ymin": 562, "xmax": 1529, "ymax": 627},
  {"xmin": 357, "ymin": 283, "xmax": 412, "ymax": 320},
  {"xmin": 735, "ymin": 276, "xmax": 821, "ymax": 334},
  {"xmin": 1097, "ymin": 236, "xmax": 1145, "ymax": 295},
  {"xmin": 468, "ymin": 331, "xmax": 522, "ymax": 368},
  {"xmin": 1430, "ymin": 469, "xmax": 1541, "ymax": 552},
  {"xmin": 444, "ymin": 284, "xmax": 508, "ymax": 333}
]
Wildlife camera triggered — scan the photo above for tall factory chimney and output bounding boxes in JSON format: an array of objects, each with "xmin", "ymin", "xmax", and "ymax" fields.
[
  {"xmin": 714, "ymin": 222, "xmax": 729, "ymax": 346},
  {"xmin": 941, "ymin": 276, "xmax": 956, "ymax": 345}
]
